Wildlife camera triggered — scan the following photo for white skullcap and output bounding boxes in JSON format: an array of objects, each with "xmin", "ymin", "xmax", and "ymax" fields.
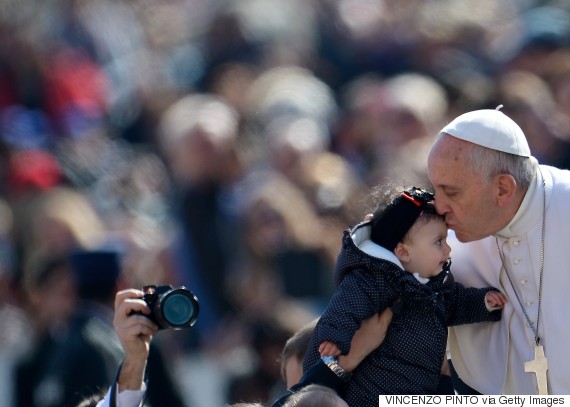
[{"xmin": 440, "ymin": 108, "xmax": 531, "ymax": 157}]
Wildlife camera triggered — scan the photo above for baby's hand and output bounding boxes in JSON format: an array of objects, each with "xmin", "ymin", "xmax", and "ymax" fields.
[
  {"xmin": 485, "ymin": 291, "xmax": 507, "ymax": 309},
  {"xmin": 319, "ymin": 341, "xmax": 341, "ymax": 356}
]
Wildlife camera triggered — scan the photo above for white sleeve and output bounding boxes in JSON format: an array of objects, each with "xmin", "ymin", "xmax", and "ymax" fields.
[{"xmin": 96, "ymin": 383, "xmax": 146, "ymax": 407}]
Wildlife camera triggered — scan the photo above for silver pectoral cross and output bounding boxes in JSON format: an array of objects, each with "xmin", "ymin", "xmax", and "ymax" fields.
[{"xmin": 524, "ymin": 345, "xmax": 549, "ymax": 395}]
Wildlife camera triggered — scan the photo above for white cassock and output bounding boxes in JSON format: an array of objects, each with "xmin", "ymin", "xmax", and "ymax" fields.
[{"xmin": 447, "ymin": 164, "xmax": 570, "ymax": 394}]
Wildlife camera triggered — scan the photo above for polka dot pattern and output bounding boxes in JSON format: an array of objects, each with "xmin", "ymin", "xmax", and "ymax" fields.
[{"xmin": 303, "ymin": 225, "xmax": 501, "ymax": 405}]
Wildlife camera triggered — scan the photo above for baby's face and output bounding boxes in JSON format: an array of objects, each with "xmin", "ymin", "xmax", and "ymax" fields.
[{"xmin": 404, "ymin": 218, "xmax": 451, "ymax": 278}]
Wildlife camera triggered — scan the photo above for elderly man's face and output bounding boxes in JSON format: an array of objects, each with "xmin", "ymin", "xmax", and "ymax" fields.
[{"xmin": 427, "ymin": 134, "xmax": 503, "ymax": 242}]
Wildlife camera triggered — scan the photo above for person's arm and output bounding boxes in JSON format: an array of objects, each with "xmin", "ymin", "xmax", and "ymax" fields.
[
  {"xmin": 484, "ymin": 291, "xmax": 507, "ymax": 311},
  {"xmin": 95, "ymin": 383, "xmax": 147, "ymax": 407},
  {"xmin": 272, "ymin": 308, "xmax": 393, "ymax": 407},
  {"xmin": 115, "ymin": 289, "xmax": 157, "ymax": 390},
  {"xmin": 336, "ymin": 309, "xmax": 392, "ymax": 372},
  {"xmin": 315, "ymin": 269, "xmax": 396, "ymax": 356},
  {"xmin": 444, "ymin": 274, "xmax": 503, "ymax": 326},
  {"xmin": 96, "ymin": 289, "xmax": 158, "ymax": 407}
]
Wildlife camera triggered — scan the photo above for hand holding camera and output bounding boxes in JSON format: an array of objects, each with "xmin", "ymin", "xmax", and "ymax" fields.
[
  {"xmin": 112, "ymin": 286, "xmax": 198, "ymax": 393},
  {"xmin": 138, "ymin": 285, "xmax": 200, "ymax": 330}
]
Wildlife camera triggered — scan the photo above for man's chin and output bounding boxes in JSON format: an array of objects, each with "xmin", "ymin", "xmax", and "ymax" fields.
[
  {"xmin": 454, "ymin": 233, "xmax": 468, "ymax": 242},
  {"xmin": 449, "ymin": 228, "xmax": 471, "ymax": 243},
  {"xmin": 453, "ymin": 231, "xmax": 483, "ymax": 243}
]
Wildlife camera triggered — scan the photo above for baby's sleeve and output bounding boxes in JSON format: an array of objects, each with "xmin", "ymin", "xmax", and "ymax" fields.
[
  {"xmin": 445, "ymin": 283, "xmax": 502, "ymax": 326},
  {"xmin": 314, "ymin": 268, "xmax": 396, "ymax": 355}
]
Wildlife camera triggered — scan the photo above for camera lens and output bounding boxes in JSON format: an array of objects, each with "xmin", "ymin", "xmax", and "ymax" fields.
[{"xmin": 160, "ymin": 290, "xmax": 198, "ymax": 328}]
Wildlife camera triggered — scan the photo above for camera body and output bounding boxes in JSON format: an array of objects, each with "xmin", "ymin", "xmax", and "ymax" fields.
[{"xmin": 141, "ymin": 285, "xmax": 199, "ymax": 330}]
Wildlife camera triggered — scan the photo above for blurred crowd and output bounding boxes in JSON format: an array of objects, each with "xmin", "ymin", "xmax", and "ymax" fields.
[{"xmin": 2, "ymin": 0, "xmax": 570, "ymax": 406}]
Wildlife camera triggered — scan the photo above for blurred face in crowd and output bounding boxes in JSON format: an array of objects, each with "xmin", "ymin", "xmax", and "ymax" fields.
[
  {"xmin": 169, "ymin": 128, "xmax": 220, "ymax": 185},
  {"xmin": 244, "ymin": 200, "xmax": 287, "ymax": 257},
  {"xmin": 28, "ymin": 262, "xmax": 77, "ymax": 331}
]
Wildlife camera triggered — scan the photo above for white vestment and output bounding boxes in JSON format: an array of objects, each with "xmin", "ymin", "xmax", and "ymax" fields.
[{"xmin": 448, "ymin": 164, "xmax": 570, "ymax": 394}]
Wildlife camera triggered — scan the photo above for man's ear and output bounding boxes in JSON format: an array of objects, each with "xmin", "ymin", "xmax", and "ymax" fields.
[
  {"xmin": 394, "ymin": 242, "xmax": 410, "ymax": 263},
  {"xmin": 495, "ymin": 174, "xmax": 517, "ymax": 207}
]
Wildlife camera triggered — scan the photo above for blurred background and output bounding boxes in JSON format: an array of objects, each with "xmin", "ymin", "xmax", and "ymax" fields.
[{"xmin": 1, "ymin": 0, "xmax": 570, "ymax": 406}]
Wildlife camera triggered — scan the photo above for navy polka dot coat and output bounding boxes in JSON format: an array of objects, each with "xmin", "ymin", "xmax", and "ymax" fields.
[{"xmin": 303, "ymin": 223, "xmax": 502, "ymax": 404}]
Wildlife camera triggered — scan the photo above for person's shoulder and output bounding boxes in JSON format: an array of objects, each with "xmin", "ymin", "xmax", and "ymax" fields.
[
  {"xmin": 544, "ymin": 164, "xmax": 570, "ymax": 185},
  {"xmin": 543, "ymin": 165, "xmax": 570, "ymax": 203}
]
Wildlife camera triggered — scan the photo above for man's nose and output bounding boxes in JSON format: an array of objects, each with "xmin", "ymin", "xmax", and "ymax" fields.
[{"xmin": 433, "ymin": 196, "xmax": 449, "ymax": 215}]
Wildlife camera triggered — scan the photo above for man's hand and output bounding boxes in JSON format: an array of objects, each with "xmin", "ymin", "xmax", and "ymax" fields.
[
  {"xmin": 338, "ymin": 307, "xmax": 393, "ymax": 372},
  {"xmin": 113, "ymin": 289, "xmax": 158, "ymax": 391}
]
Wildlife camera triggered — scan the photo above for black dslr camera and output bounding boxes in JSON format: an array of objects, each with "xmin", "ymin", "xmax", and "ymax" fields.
[{"xmin": 140, "ymin": 285, "xmax": 199, "ymax": 330}]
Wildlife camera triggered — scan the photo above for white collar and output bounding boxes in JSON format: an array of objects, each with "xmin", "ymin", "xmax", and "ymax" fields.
[
  {"xmin": 413, "ymin": 273, "xmax": 430, "ymax": 284},
  {"xmin": 351, "ymin": 225, "xmax": 429, "ymax": 284},
  {"xmin": 495, "ymin": 160, "xmax": 550, "ymax": 239}
]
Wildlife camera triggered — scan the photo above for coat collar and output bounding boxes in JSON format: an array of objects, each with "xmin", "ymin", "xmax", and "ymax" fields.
[
  {"xmin": 350, "ymin": 223, "xmax": 405, "ymax": 269},
  {"xmin": 495, "ymin": 162, "xmax": 552, "ymax": 239}
]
